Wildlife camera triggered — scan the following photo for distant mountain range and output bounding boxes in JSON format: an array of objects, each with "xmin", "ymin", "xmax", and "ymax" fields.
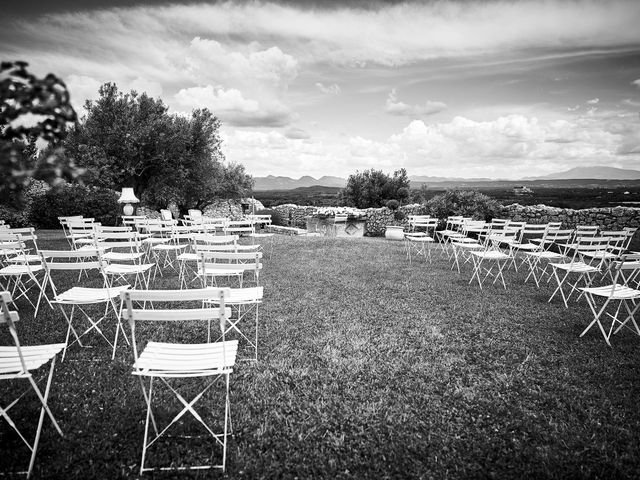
[
  {"xmin": 253, "ymin": 175, "xmax": 347, "ymax": 190},
  {"xmin": 252, "ymin": 166, "xmax": 640, "ymax": 190},
  {"xmin": 524, "ymin": 166, "xmax": 640, "ymax": 180}
]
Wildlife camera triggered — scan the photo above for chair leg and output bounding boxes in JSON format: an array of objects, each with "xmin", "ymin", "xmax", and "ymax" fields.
[
  {"xmin": 26, "ymin": 357, "xmax": 63, "ymax": 478},
  {"xmin": 140, "ymin": 376, "xmax": 154, "ymax": 475}
]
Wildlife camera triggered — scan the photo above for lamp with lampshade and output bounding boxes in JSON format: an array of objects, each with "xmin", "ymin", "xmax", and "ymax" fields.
[{"xmin": 118, "ymin": 187, "xmax": 140, "ymax": 216}]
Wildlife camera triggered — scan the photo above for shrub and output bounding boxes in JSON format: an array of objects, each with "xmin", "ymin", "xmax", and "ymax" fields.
[
  {"xmin": 0, "ymin": 179, "xmax": 50, "ymax": 227},
  {"xmin": 0, "ymin": 205, "xmax": 29, "ymax": 227},
  {"xmin": 343, "ymin": 168, "xmax": 410, "ymax": 208},
  {"xmin": 29, "ymin": 183, "xmax": 119, "ymax": 228},
  {"xmin": 426, "ymin": 190, "xmax": 500, "ymax": 222},
  {"xmin": 386, "ymin": 199, "xmax": 400, "ymax": 210},
  {"xmin": 393, "ymin": 209, "xmax": 406, "ymax": 222},
  {"xmin": 255, "ymin": 208, "xmax": 284, "ymax": 227}
]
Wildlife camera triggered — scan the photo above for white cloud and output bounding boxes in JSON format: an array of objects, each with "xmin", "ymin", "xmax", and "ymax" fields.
[
  {"xmin": 316, "ymin": 82, "xmax": 341, "ymax": 95},
  {"xmin": 284, "ymin": 127, "xmax": 311, "ymax": 139},
  {"xmin": 65, "ymin": 74, "xmax": 102, "ymax": 112},
  {"xmin": 587, "ymin": 98, "xmax": 600, "ymax": 104},
  {"xmin": 632, "ymin": 79, "xmax": 640, "ymax": 88},
  {"xmin": 174, "ymin": 85, "xmax": 293, "ymax": 127},
  {"xmin": 129, "ymin": 77, "xmax": 163, "ymax": 98},
  {"xmin": 185, "ymin": 37, "xmax": 298, "ymax": 91},
  {"xmin": 385, "ymin": 89, "xmax": 446, "ymax": 117}
]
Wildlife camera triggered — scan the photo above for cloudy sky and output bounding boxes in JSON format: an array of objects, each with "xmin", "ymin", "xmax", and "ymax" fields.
[{"xmin": 2, "ymin": 0, "xmax": 640, "ymax": 179}]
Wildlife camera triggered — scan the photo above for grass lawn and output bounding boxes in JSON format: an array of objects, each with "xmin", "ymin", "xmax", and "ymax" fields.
[{"xmin": 2, "ymin": 231, "xmax": 640, "ymax": 479}]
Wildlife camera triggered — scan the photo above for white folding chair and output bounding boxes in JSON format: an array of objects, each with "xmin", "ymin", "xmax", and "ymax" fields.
[
  {"xmin": 0, "ymin": 291, "xmax": 65, "ymax": 478},
  {"xmin": 579, "ymin": 254, "xmax": 640, "ymax": 346},
  {"xmin": 404, "ymin": 231, "xmax": 435, "ymax": 264},
  {"xmin": 66, "ymin": 218, "xmax": 98, "ymax": 250},
  {"xmin": 120, "ymin": 287, "xmax": 237, "ymax": 474},
  {"xmin": 151, "ymin": 225, "xmax": 190, "ymax": 277},
  {"xmin": 95, "ymin": 231, "xmax": 155, "ymax": 289},
  {"xmin": 548, "ymin": 236, "xmax": 609, "ymax": 308},
  {"xmin": 468, "ymin": 227, "xmax": 518, "ymax": 289},
  {"xmin": 523, "ymin": 229, "xmax": 573, "ymax": 288},
  {"xmin": 449, "ymin": 221, "xmax": 488, "ymax": 273},
  {"xmin": 508, "ymin": 223, "xmax": 549, "ymax": 271},
  {"xmin": 58, "ymin": 215, "xmax": 84, "ymax": 248},
  {"xmin": 3, "ymin": 228, "xmax": 43, "ymax": 265},
  {"xmin": 557, "ymin": 225, "xmax": 599, "ymax": 255},
  {"xmin": 196, "ymin": 250, "xmax": 250, "ymax": 288},
  {"xmin": 206, "ymin": 287, "xmax": 263, "ymax": 362},
  {"xmin": 40, "ymin": 249, "xmax": 130, "ymax": 360},
  {"xmin": 223, "ymin": 220, "xmax": 255, "ymax": 237},
  {"xmin": 203, "ymin": 251, "xmax": 263, "ymax": 287},
  {"xmin": 0, "ymin": 233, "xmax": 49, "ymax": 317},
  {"xmin": 178, "ymin": 234, "xmax": 239, "ymax": 289}
]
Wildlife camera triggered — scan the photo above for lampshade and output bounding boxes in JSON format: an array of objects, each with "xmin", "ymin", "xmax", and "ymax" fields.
[{"xmin": 118, "ymin": 187, "xmax": 140, "ymax": 204}]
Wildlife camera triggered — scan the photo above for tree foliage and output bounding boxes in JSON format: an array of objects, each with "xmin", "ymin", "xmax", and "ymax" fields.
[
  {"xmin": 425, "ymin": 189, "xmax": 500, "ymax": 221},
  {"xmin": 342, "ymin": 168, "xmax": 410, "ymax": 209},
  {"xmin": 0, "ymin": 61, "xmax": 80, "ymax": 208},
  {"xmin": 62, "ymin": 83, "xmax": 253, "ymax": 214}
]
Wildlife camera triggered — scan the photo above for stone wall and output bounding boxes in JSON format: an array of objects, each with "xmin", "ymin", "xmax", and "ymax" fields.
[
  {"xmin": 271, "ymin": 204, "xmax": 429, "ymax": 235},
  {"xmin": 271, "ymin": 204, "xmax": 318, "ymax": 228},
  {"xmin": 136, "ymin": 198, "xmax": 264, "ymax": 221},
  {"xmin": 271, "ymin": 202, "xmax": 640, "ymax": 239},
  {"xmin": 499, "ymin": 204, "xmax": 640, "ymax": 231}
]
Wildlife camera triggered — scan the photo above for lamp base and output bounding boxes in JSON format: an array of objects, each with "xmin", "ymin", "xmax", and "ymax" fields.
[{"xmin": 123, "ymin": 203, "xmax": 134, "ymax": 216}]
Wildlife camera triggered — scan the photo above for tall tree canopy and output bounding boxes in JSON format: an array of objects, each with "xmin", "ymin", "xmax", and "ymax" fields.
[
  {"xmin": 62, "ymin": 83, "xmax": 253, "ymax": 214},
  {"xmin": 342, "ymin": 168, "xmax": 410, "ymax": 209}
]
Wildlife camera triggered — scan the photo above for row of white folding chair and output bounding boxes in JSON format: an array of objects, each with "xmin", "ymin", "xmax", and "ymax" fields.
[
  {"xmin": 0, "ymin": 232, "xmax": 49, "ymax": 317},
  {"xmin": 466, "ymin": 227, "xmax": 520, "ymax": 289},
  {"xmin": 0, "ymin": 283, "xmax": 256, "ymax": 476},
  {"xmin": 547, "ymin": 235, "xmax": 614, "ymax": 308},
  {"xmin": 94, "ymin": 230, "xmax": 155, "ymax": 289},
  {"xmin": 38, "ymin": 249, "xmax": 130, "ymax": 360},
  {"xmin": 448, "ymin": 221, "xmax": 489, "ymax": 272}
]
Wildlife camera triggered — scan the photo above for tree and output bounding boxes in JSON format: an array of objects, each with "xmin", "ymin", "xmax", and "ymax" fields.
[
  {"xmin": 62, "ymin": 84, "xmax": 252, "ymax": 214},
  {"xmin": 0, "ymin": 61, "xmax": 80, "ymax": 208},
  {"xmin": 342, "ymin": 168, "xmax": 411, "ymax": 208},
  {"xmin": 62, "ymin": 83, "xmax": 173, "ymax": 198}
]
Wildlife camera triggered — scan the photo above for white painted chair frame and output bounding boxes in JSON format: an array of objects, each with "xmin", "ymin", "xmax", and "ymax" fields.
[
  {"xmin": 0, "ymin": 291, "xmax": 65, "ymax": 478},
  {"xmin": 120, "ymin": 287, "xmax": 237, "ymax": 474}
]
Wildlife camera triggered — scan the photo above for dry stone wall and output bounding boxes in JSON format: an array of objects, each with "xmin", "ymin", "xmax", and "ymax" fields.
[
  {"xmin": 499, "ymin": 204, "xmax": 640, "ymax": 231},
  {"xmin": 136, "ymin": 198, "xmax": 264, "ymax": 221},
  {"xmin": 271, "ymin": 204, "xmax": 429, "ymax": 235},
  {"xmin": 272, "ymin": 202, "xmax": 640, "ymax": 239}
]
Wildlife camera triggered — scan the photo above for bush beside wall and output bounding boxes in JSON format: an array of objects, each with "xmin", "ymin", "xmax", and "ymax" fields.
[{"xmin": 29, "ymin": 184, "xmax": 119, "ymax": 228}]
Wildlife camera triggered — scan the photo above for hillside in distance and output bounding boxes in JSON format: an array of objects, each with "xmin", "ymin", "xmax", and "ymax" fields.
[
  {"xmin": 253, "ymin": 175, "xmax": 346, "ymax": 190},
  {"xmin": 252, "ymin": 166, "xmax": 640, "ymax": 190},
  {"xmin": 524, "ymin": 166, "xmax": 640, "ymax": 180}
]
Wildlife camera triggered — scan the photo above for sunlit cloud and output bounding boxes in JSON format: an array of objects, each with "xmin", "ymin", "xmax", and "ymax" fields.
[
  {"xmin": 174, "ymin": 85, "xmax": 293, "ymax": 127},
  {"xmin": 316, "ymin": 82, "xmax": 341, "ymax": 95},
  {"xmin": 284, "ymin": 127, "xmax": 311, "ymax": 139},
  {"xmin": 385, "ymin": 89, "xmax": 447, "ymax": 117}
]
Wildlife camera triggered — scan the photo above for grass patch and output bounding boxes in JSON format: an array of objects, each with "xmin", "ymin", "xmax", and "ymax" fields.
[{"xmin": 2, "ymin": 231, "xmax": 640, "ymax": 478}]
